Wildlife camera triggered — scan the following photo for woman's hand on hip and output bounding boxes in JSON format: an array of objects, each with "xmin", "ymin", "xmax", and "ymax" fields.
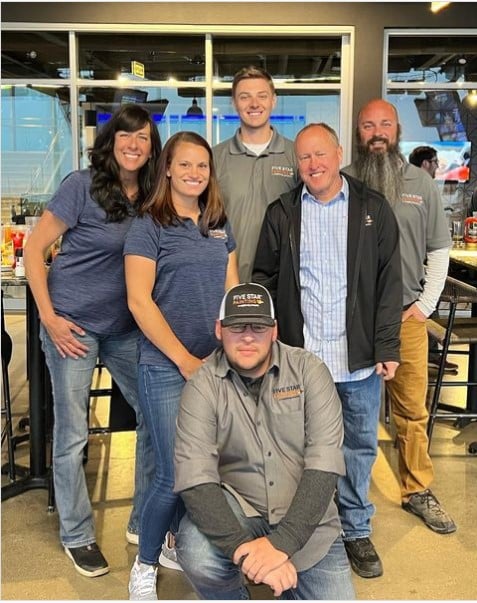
[{"xmin": 43, "ymin": 314, "xmax": 89, "ymax": 359}]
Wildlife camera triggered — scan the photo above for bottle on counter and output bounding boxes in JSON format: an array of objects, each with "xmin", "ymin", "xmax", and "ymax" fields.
[
  {"xmin": 14, "ymin": 247, "xmax": 25, "ymax": 277},
  {"xmin": 464, "ymin": 212, "xmax": 477, "ymax": 247},
  {"xmin": 12, "ymin": 230, "xmax": 25, "ymax": 251}
]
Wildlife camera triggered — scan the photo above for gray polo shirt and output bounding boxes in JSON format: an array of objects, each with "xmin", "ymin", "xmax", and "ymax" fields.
[
  {"xmin": 174, "ymin": 341, "xmax": 345, "ymax": 571},
  {"xmin": 213, "ymin": 127, "xmax": 299, "ymax": 281},
  {"xmin": 344, "ymin": 161, "xmax": 451, "ymax": 306}
]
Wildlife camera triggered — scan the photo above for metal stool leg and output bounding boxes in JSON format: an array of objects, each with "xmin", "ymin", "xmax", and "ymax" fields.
[
  {"xmin": 2, "ymin": 354, "xmax": 17, "ymax": 481},
  {"xmin": 427, "ymin": 302, "xmax": 457, "ymax": 447}
]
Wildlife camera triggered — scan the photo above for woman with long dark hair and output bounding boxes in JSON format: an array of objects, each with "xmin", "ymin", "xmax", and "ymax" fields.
[
  {"xmin": 124, "ymin": 131, "xmax": 239, "ymax": 599},
  {"xmin": 24, "ymin": 104, "xmax": 161, "ymax": 578}
]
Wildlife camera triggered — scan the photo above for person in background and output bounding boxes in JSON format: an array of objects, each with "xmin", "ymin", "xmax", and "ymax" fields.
[
  {"xmin": 409, "ymin": 145, "xmax": 440, "ymax": 179},
  {"xmin": 343, "ymin": 99, "xmax": 456, "ymax": 535},
  {"xmin": 174, "ymin": 282, "xmax": 355, "ymax": 600},
  {"xmin": 409, "ymin": 145, "xmax": 459, "ymax": 374},
  {"xmin": 125, "ymin": 131, "xmax": 239, "ymax": 600},
  {"xmin": 213, "ymin": 65, "xmax": 299, "ymax": 282},
  {"xmin": 23, "ymin": 104, "xmax": 161, "ymax": 577},
  {"xmin": 253, "ymin": 123, "xmax": 403, "ymax": 580}
]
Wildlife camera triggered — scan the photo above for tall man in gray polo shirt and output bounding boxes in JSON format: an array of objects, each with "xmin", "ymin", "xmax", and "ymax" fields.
[
  {"xmin": 173, "ymin": 283, "xmax": 355, "ymax": 600},
  {"xmin": 343, "ymin": 98, "xmax": 456, "ymax": 536},
  {"xmin": 213, "ymin": 66, "xmax": 299, "ymax": 281}
]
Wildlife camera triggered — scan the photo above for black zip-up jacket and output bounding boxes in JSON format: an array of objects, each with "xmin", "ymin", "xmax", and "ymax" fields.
[{"xmin": 252, "ymin": 174, "xmax": 402, "ymax": 372}]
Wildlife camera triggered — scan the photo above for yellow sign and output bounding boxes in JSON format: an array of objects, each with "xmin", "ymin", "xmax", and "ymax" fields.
[{"xmin": 131, "ymin": 61, "xmax": 145, "ymax": 79}]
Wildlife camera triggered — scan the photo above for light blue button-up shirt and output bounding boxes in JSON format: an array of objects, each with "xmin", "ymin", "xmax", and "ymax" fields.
[{"xmin": 299, "ymin": 179, "xmax": 374, "ymax": 383}]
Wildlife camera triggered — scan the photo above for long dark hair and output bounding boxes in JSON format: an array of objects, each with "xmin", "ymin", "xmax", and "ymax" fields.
[
  {"xmin": 89, "ymin": 104, "xmax": 162, "ymax": 222},
  {"xmin": 140, "ymin": 131, "xmax": 226, "ymax": 236}
]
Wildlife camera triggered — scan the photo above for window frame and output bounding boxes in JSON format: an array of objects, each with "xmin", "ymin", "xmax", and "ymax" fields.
[{"xmin": 2, "ymin": 22, "xmax": 355, "ymax": 168}]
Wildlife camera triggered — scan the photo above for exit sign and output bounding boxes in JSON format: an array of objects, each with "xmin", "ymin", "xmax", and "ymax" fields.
[{"xmin": 131, "ymin": 61, "xmax": 145, "ymax": 78}]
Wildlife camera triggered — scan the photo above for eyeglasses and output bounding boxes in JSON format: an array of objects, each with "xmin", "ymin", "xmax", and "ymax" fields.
[
  {"xmin": 226, "ymin": 323, "xmax": 270, "ymax": 334},
  {"xmin": 430, "ymin": 158, "xmax": 439, "ymax": 165}
]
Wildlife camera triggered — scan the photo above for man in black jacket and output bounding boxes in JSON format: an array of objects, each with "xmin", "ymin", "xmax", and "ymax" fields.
[{"xmin": 253, "ymin": 123, "xmax": 402, "ymax": 579}]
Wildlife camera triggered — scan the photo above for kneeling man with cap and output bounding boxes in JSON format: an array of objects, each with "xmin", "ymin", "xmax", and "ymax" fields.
[{"xmin": 173, "ymin": 283, "xmax": 355, "ymax": 600}]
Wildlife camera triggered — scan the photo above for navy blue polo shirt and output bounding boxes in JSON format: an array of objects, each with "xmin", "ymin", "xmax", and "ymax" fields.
[
  {"xmin": 46, "ymin": 169, "xmax": 136, "ymax": 335},
  {"xmin": 124, "ymin": 213, "xmax": 235, "ymax": 367}
]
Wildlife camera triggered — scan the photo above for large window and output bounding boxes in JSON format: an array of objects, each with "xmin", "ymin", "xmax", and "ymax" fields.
[
  {"xmin": 1, "ymin": 85, "xmax": 71, "ymax": 224},
  {"xmin": 384, "ymin": 29, "xmax": 477, "ymax": 215},
  {"xmin": 1, "ymin": 24, "xmax": 354, "ymax": 212}
]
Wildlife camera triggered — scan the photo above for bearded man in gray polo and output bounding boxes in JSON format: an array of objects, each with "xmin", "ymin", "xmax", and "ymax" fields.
[{"xmin": 343, "ymin": 99, "xmax": 456, "ymax": 543}]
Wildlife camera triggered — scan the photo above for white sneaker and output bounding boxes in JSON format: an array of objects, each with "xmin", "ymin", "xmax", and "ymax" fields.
[
  {"xmin": 128, "ymin": 556, "xmax": 158, "ymax": 600},
  {"xmin": 126, "ymin": 529, "xmax": 139, "ymax": 546},
  {"xmin": 158, "ymin": 531, "xmax": 183, "ymax": 572}
]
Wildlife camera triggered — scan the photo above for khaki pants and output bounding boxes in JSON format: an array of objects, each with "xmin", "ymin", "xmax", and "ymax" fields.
[{"xmin": 386, "ymin": 317, "xmax": 434, "ymax": 500}]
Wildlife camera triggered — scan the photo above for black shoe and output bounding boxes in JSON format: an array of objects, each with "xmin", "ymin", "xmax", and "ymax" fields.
[
  {"xmin": 64, "ymin": 543, "xmax": 109, "ymax": 577},
  {"xmin": 402, "ymin": 489, "xmax": 457, "ymax": 534},
  {"xmin": 344, "ymin": 537, "xmax": 383, "ymax": 578},
  {"xmin": 428, "ymin": 353, "xmax": 458, "ymax": 373}
]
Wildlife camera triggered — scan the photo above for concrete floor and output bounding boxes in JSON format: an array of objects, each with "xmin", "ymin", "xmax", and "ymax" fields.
[{"xmin": 2, "ymin": 313, "xmax": 477, "ymax": 600}]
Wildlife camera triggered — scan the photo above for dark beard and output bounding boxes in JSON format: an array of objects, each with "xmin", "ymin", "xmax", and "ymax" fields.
[{"xmin": 355, "ymin": 140, "xmax": 404, "ymax": 206}]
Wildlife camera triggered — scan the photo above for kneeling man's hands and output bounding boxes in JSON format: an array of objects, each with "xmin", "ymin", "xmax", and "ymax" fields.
[
  {"xmin": 233, "ymin": 536, "xmax": 288, "ymax": 584},
  {"xmin": 261, "ymin": 560, "xmax": 298, "ymax": 596}
]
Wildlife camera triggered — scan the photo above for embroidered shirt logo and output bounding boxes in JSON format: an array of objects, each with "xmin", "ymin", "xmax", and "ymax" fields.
[
  {"xmin": 272, "ymin": 385, "xmax": 303, "ymax": 400},
  {"xmin": 365, "ymin": 214, "xmax": 373, "ymax": 226},
  {"xmin": 209, "ymin": 228, "xmax": 228, "ymax": 240},
  {"xmin": 271, "ymin": 165, "xmax": 295, "ymax": 178},
  {"xmin": 402, "ymin": 193, "xmax": 424, "ymax": 205}
]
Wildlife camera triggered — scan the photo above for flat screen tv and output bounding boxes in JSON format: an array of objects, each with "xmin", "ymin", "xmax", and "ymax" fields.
[
  {"xmin": 414, "ymin": 91, "xmax": 467, "ymax": 142},
  {"xmin": 113, "ymin": 88, "xmax": 148, "ymax": 105},
  {"xmin": 95, "ymin": 100, "xmax": 169, "ymax": 129},
  {"xmin": 401, "ymin": 140, "xmax": 471, "ymax": 182}
]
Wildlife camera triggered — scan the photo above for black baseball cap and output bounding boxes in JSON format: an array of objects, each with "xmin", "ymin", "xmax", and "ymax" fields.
[{"xmin": 219, "ymin": 283, "xmax": 275, "ymax": 327}]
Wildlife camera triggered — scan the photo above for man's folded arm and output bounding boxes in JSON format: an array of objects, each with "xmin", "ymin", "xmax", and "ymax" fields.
[
  {"xmin": 180, "ymin": 482, "xmax": 254, "ymax": 559},
  {"xmin": 267, "ymin": 469, "xmax": 338, "ymax": 557}
]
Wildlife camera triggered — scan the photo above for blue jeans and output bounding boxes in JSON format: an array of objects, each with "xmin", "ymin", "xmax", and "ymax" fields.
[
  {"xmin": 176, "ymin": 492, "xmax": 355, "ymax": 600},
  {"xmin": 336, "ymin": 370, "xmax": 382, "ymax": 539},
  {"xmin": 40, "ymin": 326, "xmax": 154, "ymax": 547},
  {"xmin": 137, "ymin": 363, "xmax": 186, "ymax": 565}
]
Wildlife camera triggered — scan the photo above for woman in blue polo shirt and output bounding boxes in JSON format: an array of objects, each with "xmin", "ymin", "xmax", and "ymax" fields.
[
  {"xmin": 23, "ymin": 104, "xmax": 161, "ymax": 578},
  {"xmin": 124, "ymin": 131, "xmax": 238, "ymax": 599}
]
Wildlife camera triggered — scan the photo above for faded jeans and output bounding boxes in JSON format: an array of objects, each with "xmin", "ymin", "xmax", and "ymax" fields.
[
  {"xmin": 40, "ymin": 326, "xmax": 154, "ymax": 547},
  {"xmin": 336, "ymin": 370, "xmax": 382, "ymax": 540},
  {"xmin": 137, "ymin": 363, "xmax": 186, "ymax": 565},
  {"xmin": 176, "ymin": 491, "xmax": 355, "ymax": 600}
]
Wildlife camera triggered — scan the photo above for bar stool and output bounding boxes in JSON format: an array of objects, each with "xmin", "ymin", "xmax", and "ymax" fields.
[
  {"xmin": 47, "ymin": 362, "xmax": 137, "ymax": 510},
  {"xmin": 83, "ymin": 362, "xmax": 136, "ymax": 461},
  {"xmin": 1, "ymin": 290, "xmax": 31, "ymax": 482},
  {"xmin": 426, "ymin": 276, "xmax": 477, "ymax": 448},
  {"xmin": 1, "ymin": 303, "xmax": 16, "ymax": 480}
]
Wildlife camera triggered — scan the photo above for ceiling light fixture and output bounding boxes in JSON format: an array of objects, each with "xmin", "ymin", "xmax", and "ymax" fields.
[
  {"xmin": 464, "ymin": 90, "xmax": 477, "ymax": 108},
  {"xmin": 430, "ymin": 2, "xmax": 451, "ymax": 13}
]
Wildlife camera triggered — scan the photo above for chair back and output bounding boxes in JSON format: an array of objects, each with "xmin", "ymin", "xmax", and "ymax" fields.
[{"xmin": 439, "ymin": 276, "xmax": 477, "ymax": 306}]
